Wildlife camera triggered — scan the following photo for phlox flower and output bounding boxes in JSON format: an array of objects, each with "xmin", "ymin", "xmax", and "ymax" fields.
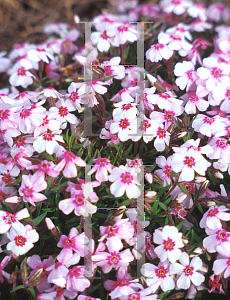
[
  {"xmin": 208, "ymin": 274, "xmax": 225, "ymax": 294},
  {"xmin": 0, "ymin": 106, "xmax": 20, "ymax": 130},
  {"xmin": 0, "ymin": 128, "xmax": 21, "ymax": 147},
  {"xmin": 203, "ymin": 228, "xmax": 230, "ymax": 253},
  {"xmin": 213, "ymin": 242, "xmax": 230, "ymax": 278},
  {"xmin": 108, "ymin": 165, "xmax": 141, "ymax": 199},
  {"xmin": 0, "ymin": 51, "xmax": 10, "ymax": 73},
  {"xmin": 7, "ymin": 222, "xmax": 39, "ymax": 256},
  {"xmin": 192, "ymin": 114, "xmax": 226, "ymax": 137},
  {"xmin": 130, "ymin": 115, "xmax": 158, "ymax": 143},
  {"xmin": 33, "ymin": 130, "xmax": 64, "ymax": 155},
  {"xmin": 19, "ymin": 173, "xmax": 47, "ymax": 206},
  {"xmin": 160, "ymin": 0, "xmax": 192, "ymax": 15},
  {"xmin": 37, "ymin": 286, "xmax": 77, "ymax": 300},
  {"xmin": 65, "ymin": 82, "xmax": 85, "ymax": 112},
  {"xmin": 112, "ymin": 100, "xmax": 137, "ymax": 120},
  {"xmin": 154, "ymin": 155, "xmax": 174, "ymax": 187},
  {"xmin": 166, "ymin": 23, "xmax": 192, "ymax": 41},
  {"xmin": 91, "ymin": 29, "xmax": 115, "ymax": 52},
  {"xmin": 181, "ymin": 91, "xmax": 209, "ymax": 114},
  {"xmin": 170, "ymin": 252, "xmax": 205, "ymax": 290},
  {"xmin": 110, "ymin": 23, "xmax": 137, "ymax": 46},
  {"xmin": 174, "ymin": 61, "xmax": 198, "ymax": 91},
  {"xmin": 99, "ymin": 218, "xmax": 134, "ymax": 243},
  {"xmin": 212, "ymin": 86, "xmax": 230, "ymax": 113},
  {"xmin": 27, "ymin": 255, "xmax": 55, "ymax": 293},
  {"xmin": 0, "ymin": 207, "xmax": 30, "ymax": 234},
  {"xmin": 34, "ymin": 112, "xmax": 62, "ymax": 137},
  {"xmin": 207, "ymin": 3, "xmax": 230, "ymax": 22},
  {"xmin": 187, "ymin": 3, "xmax": 208, "ymax": 21},
  {"xmin": 110, "ymin": 113, "xmax": 137, "ymax": 142},
  {"xmin": 200, "ymin": 205, "xmax": 230, "ymax": 230},
  {"xmin": 126, "ymin": 158, "xmax": 143, "ymax": 173},
  {"xmin": 148, "ymin": 91, "xmax": 183, "ymax": 110},
  {"xmin": 78, "ymin": 296, "xmax": 101, "ymax": 300},
  {"xmin": 104, "ymin": 272, "xmax": 143, "ymax": 299},
  {"xmin": 87, "ymin": 157, "xmax": 113, "ymax": 182},
  {"xmin": 153, "ymin": 125, "xmax": 171, "ymax": 152},
  {"xmin": 43, "ymin": 87, "xmax": 63, "ymax": 99},
  {"xmin": 58, "ymin": 189, "xmax": 97, "ymax": 217},
  {"xmin": 57, "ymin": 227, "xmax": 89, "ymax": 264},
  {"xmin": 66, "ymin": 266, "xmax": 90, "ymax": 292},
  {"xmin": 91, "ymin": 236, "xmax": 134, "ymax": 274},
  {"xmin": 54, "ymin": 149, "xmax": 86, "ymax": 178},
  {"xmin": 0, "ymin": 256, "xmax": 12, "ymax": 283},
  {"xmin": 196, "ymin": 57, "xmax": 230, "ymax": 94},
  {"xmin": 26, "ymin": 159, "xmax": 60, "ymax": 178},
  {"xmin": 153, "ymin": 225, "xmax": 184, "ymax": 263},
  {"xmin": 158, "ymin": 32, "xmax": 192, "ymax": 55},
  {"xmin": 146, "ymin": 43, "xmax": 174, "ymax": 63},
  {"xmin": 100, "ymin": 57, "xmax": 126, "ymax": 83},
  {"xmin": 141, "ymin": 260, "xmax": 175, "ymax": 292},
  {"xmin": 27, "ymin": 47, "xmax": 54, "ymax": 63},
  {"xmin": 189, "ymin": 19, "xmax": 213, "ymax": 32},
  {"xmin": 9, "ymin": 60, "xmax": 35, "ymax": 88},
  {"xmin": 207, "ymin": 138, "xmax": 230, "ymax": 163}
]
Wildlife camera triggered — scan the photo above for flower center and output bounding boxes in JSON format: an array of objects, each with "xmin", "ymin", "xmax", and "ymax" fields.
[
  {"xmin": 20, "ymin": 108, "xmax": 32, "ymax": 119},
  {"xmin": 164, "ymin": 165, "xmax": 173, "ymax": 177},
  {"xmin": 22, "ymin": 186, "xmax": 33, "ymax": 197},
  {"xmin": 189, "ymin": 95, "xmax": 199, "ymax": 103},
  {"xmin": 159, "ymin": 93, "xmax": 170, "ymax": 99},
  {"xmin": 15, "ymin": 235, "xmax": 26, "ymax": 246},
  {"xmin": 155, "ymin": 266, "xmax": 167, "ymax": 278},
  {"xmin": 101, "ymin": 30, "xmax": 109, "ymax": 40},
  {"xmin": 43, "ymin": 132, "xmax": 55, "ymax": 141},
  {"xmin": 157, "ymin": 127, "xmax": 166, "ymax": 138},
  {"xmin": 122, "ymin": 103, "xmax": 132, "ymax": 111},
  {"xmin": 0, "ymin": 109, "xmax": 10, "ymax": 120},
  {"xmin": 2, "ymin": 173, "xmax": 12, "ymax": 184},
  {"xmin": 204, "ymin": 116, "xmax": 214, "ymax": 124},
  {"xmin": 207, "ymin": 208, "xmax": 219, "ymax": 217},
  {"xmin": 211, "ymin": 67, "xmax": 222, "ymax": 79},
  {"xmin": 15, "ymin": 137, "xmax": 26, "ymax": 147},
  {"xmin": 58, "ymin": 106, "xmax": 68, "ymax": 117},
  {"xmin": 119, "ymin": 118, "xmax": 130, "ymax": 129},
  {"xmin": 184, "ymin": 265, "xmax": 194, "ymax": 276},
  {"xmin": 104, "ymin": 66, "xmax": 113, "ymax": 76},
  {"xmin": 216, "ymin": 139, "xmax": 227, "ymax": 149},
  {"xmin": 120, "ymin": 171, "xmax": 133, "ymax": 184},
  {"xmin": 70, "ymin": 91, "xmax": 79, "ymax": 102},
  {"xmin": 183, "ymin": 156, "xmax": 196, "ymax": 168},
  {"xmin": 139, "ymin": 120, "xmax": 151, "ymax": 131},
  {"xmin": 216, "ymin": 230, "xmax": 230, "ymax": 242},
  {"xmin": 163, "ymin": 237, "xmax": 175, "ymax": 251},
  {"xmin": 154, "ymin": 43, "xmax": 165, "ymax": 50},
  {"xmin": 18, "ymin": 67, "xmax": 26, "ymax": 76}
]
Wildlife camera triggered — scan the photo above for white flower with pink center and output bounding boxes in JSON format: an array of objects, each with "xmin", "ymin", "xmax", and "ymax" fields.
[
  {"xmin": 212, "ymin": 86, "xmax": 230, "ymax": 113},
  {"xmin": 59, "ymin": 189, "xmax": 97, "ymax": 217},
  {"xmin": 174, "ymin": 61, "xmax": 198, "ymax": 91},
  {"xmin": 6, "ymin": 222, "xmax": 39, "ymax": 256},
  {"xmin": 91, "ymin": 29, "xmax": 115, "ymax": 52},
  {"xmin": 18, "ymin": 104, "xmax": 46, "ymax": 134},
  {"xmin": 112, "ymin": 100, "xmax": 137, "ymax": 120},
  {"xmin": 192, "ymin": 114, "xmax": 226, "ymax": 137},
  {"xmin": 153, "ymin": 225, "xmax": 184, "ymax": 263},
  {"xmin": 110, "ymin": 113, "xmax": 137, "ymax": 142},
  {"xmin": 19, "ymin": 173, "xmax": 47, "ymax": 206},
  {"xmin": 158, "ymin": 32, "xmax": 192, "ymax": 54},
  {"xmin": 146, "ymin": 43, "xmax": 174, "ymax": 63},
  {"xmin": 187, "ymin": 3, "xmax": 208, "ymax": 21},
  {"xmin": 27, "ymin": 47, "xmax": 54, "ymax": 63},
  {"xmin": 160, "ymin": 0, "xmax": 192, "ymax": 15},
  {"xmin": 43, "ymin": 87, "xmax": 63, "ymax": 99},
  {"xmin": 190, "ymin": 19, "xmax": 213, "ymax": 33},
  {"xmin": 34, "ymin": 112, "xmax": 61, "ymax": 137},
  {"xmin": 92, "ymin": 236, "xmax": 134, "ymax": 274},
  {"xmin": 87, "ymin": 157, "xmax": 113, "ymax": 182},
  {"xmin": 65, "ymin": 82, "xmax": 85, "ymax": 112},
  {"xmin": 148, "ymin": 91, "xmax": 183, "ymax": 110},
  {"xmin": 110, "ymin": 23, "xmax": 137, "ymax": 46},
  {"xmin": 196, "ymin": 57, "xmax": 230, "ymax": 93},
  {"xmin": 54, "ymin": 149, "xmax": 86, "ymax": 178},
  {"xmin": 0, "ymin": 208, "xmax": 30, "ymax": 234},
  {"xmin": 200, "ymin": 205, "xmax": 230, "ymax": 230},
  {"xmin": 203, "ymin": 228, "xmax": 230, "ymax": 253},
  {"xmin": 9, "ymin": 60, "xmax": 35, "ymax": 88},
  {"xmin": 108, "ymin": 165, "xmax": 141, "ymax": 199},
  {"xmin": 141, "ymin": 261, "xmax": 175, "ymax": 292},
  {"xmin": 207, "ymin": 138, "xmax": 230, "ymax": 163},
  {"xmin": 131, "ymin": 116, "xmax": 158, "ymax": 143},
  {"xmin": 181, "ymin": 91, "xmax": 209, "ymax": 114},
  {"xmin": 33, "ymin": 130, "xmax": 64, "ymax": 155},
  {"xmin": 66, "ymin": 266, "xmax": 90, "ymax": 292},
  {"xmin": 154, "ymin": 156, "xmax": 174, "ymax": 187},
  {"xmin": 170, "ymin": 252, "xmax": 205, "ymax": 289},
  {"xmin": 153, "ymin": 126, "xmax": 170, "ymax": 152},
  {"xmin": 37, "ymin": 286, "xmax": 77, "ymax": 300},
  {"xmin": 207, "ymin": 3, "xmax": 230, "ymax": 22},
  {"xmin": 213, "ymin": 242, "xmax": 230, "ymax": 278},
  {"xmin": 57, "ymin": 227, "xmax": 89, "ymax": 264},
  {"xmin": 100, "ymin": 57, "xmax": 126, "ymax": 83}
]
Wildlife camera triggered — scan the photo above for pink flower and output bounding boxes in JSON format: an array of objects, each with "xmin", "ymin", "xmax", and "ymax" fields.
[
  {"xmin": 153, "ymin": 225, "xmax": 184, "ymax": 263},
  {"xmin": 200, "ymin": 206, "xmax": 230, "ymax": 230},
  {"xmin": 108, "ymin": 165, "xmax": 141, "ymax": 199},
  {"xmin": 57, "ymin": 227, "xmax": 89, "ymax": 264},
  {"xmin": 208, "ymin": 274, "xmax": 225, "ymax": 294},
  {"xmin": 170, "ymin": 252, "xmax": 205, "ymax": 289},
  {"xmin": 66, "ymin": 266, "xmax": 90, "ymax": 292},
  {"xmin": 7, "ymin": 222, "xmax": 39, "ymax": 256},
  {"xmin": 19, "ymin": 173, "xmax": 47, "ymax": 206},
  {"xmin": 92, "ymin": 236, "xmax": 134, "ymax": 274},
  {"xmin": 141, "ymin": 261, "xmax": 175, "ymax": 292},
  {"xmin": 33, "ymin": 130, "xmax": 64, "ymax": 155},
  {"xmin": 0, "ymin": 208, "xmax": 30, "ymax": 234},
  {"xmin": 174, "ymin": 61, "xmax": 198, "ymax": 91},
  {"xmin": 213, "ymin": 242, "xmax": 230, "ymax": 278},
  {"xmin": 203, "ymin": 228, "xmax": 230, "ymax": 253},
  {"xmin": 0, "ymin": 256, "xmax": 12, "ymax": 283},
  {"xmin": 87, "ymin": 157, "xmax": 113, "ymax": 182},
  {"xmin": 37, "ymin": 286, "xmax": 77, "ymax": 300},
  {"xmin": 54, "ymin": 149, "xmax": 86, "ymax": 178},
  {"xmin": 26, "ymin": 160, "xmax": 60, "ymax": 178}
]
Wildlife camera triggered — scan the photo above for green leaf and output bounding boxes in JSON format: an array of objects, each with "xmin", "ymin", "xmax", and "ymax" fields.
[
  {"xmin": 158, "ymin": 201, "xmax": 167, "ymax": 211},
  {"xmin": 11, "ymin": 285, "xmax": 25, "ymax": 293},
  {"xmin": 178, "ymin": 183, "xmax": 189, "ymax": 197},
  {"xmin": 33, "ymin": 212, "xmax": 47, "ymax": 227},
  {"xmin": 104, "ymin": 75, "xmax": 116, "ymax": 81},
  {"xmin": 28, "ymin": 287, "xmax": 36, "ymax": 299},
  {"xmin": 177, "ymin": 221, "xmax": 183, "ymax": 231},
  {"xmin": 124, "ymin": 45, "xmax": 130, "ymax": 60}
]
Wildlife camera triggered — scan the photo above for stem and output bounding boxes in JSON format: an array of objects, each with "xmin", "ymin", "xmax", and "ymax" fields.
[{"xmin": 162, "ymin": 176, "xmax": 179, "ymax": 202}]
